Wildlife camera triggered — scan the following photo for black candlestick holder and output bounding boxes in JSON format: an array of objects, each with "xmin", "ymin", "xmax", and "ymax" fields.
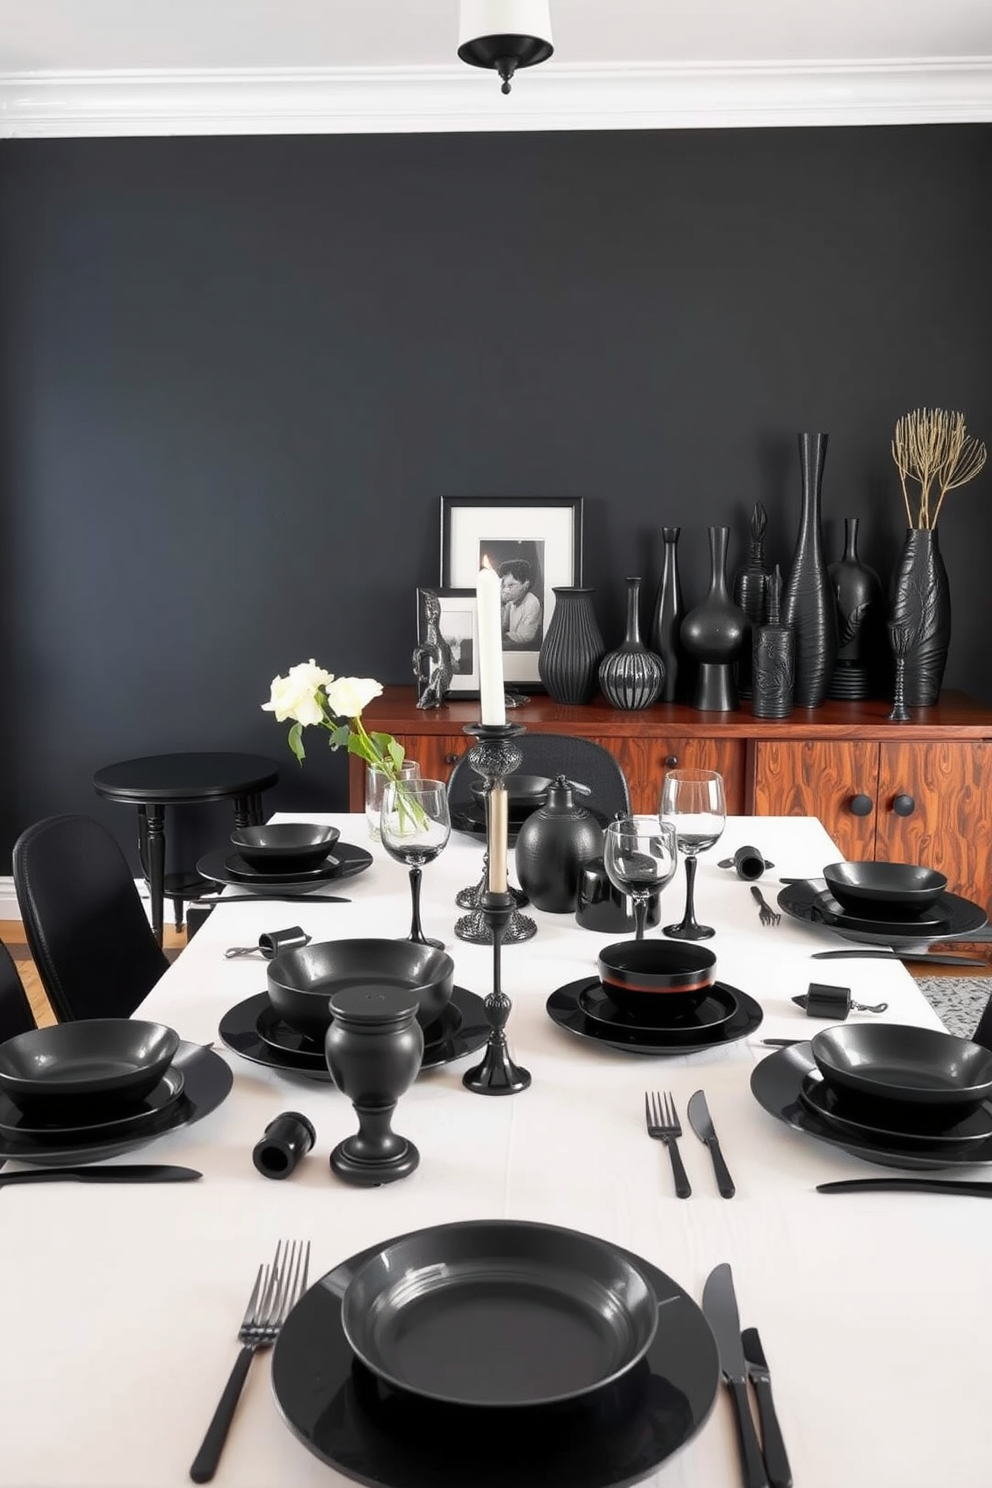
[
  {"xmin": 454, "ymin": 722, "xmax": 536, "ymax": 944},
  {"xmin": 463, "ymin": 890, "xmax": 531, "ymax": 1095}
]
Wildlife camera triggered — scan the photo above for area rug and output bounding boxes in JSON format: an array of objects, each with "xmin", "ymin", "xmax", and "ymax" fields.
[{"xmin": 916, "ymin": 977, "xmax": 991, "ymax": 1040}]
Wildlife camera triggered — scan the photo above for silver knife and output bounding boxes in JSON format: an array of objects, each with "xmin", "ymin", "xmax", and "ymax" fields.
[
  {"xmin": 812, "ymin": 950, "xmax": 987, "ymax": 967},
  {"xmin": 741, "ymin": 1327, "xmax": 792, "ymax": 1488},
  {"xmin": 0, "ymin": 1164, "xmax": 202, "ymax": 1188},
  {"xmin": 687, "ymin": 1090, "xmax": 736, "ymax": 1198},
  {"xmin": 702, "ymin": 1264, "xmax": 768, "ymax": 1488},
  {"xmin": 818, "ymin": 1178, "xmax": 992, "ymax": 1197}
]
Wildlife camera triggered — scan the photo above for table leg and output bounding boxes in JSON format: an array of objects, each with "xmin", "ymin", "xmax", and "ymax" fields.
[
  {"xmin": 236, "ymin": 792, "xmax": 263, "ymax": 828},
  {"xmin": 145, "ymin": 805, "xmax": 166, "ymax": 946}
]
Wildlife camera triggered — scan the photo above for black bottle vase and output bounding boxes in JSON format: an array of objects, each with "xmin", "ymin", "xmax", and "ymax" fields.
[
  {"xmin": 537, "ymin": 588, "xmax": 605, "ymax": 704},
  {"xmin": 888, "ymin": 527, "xmax": 951, "ymax": 707},
  {"xmin": 732, "ymin": 502, "xmax": 772, "ymax": 699},
  {"xmin": 828, "ymin": 516, "xmax": 882, "ymax": 701},
  {"xmin": 650, "ymin": 527, "xmax": 685, "ymax": 703},
  {"xmin": 781, "ymin": 432, "xmax": 837, "ymax": 707},
  {"xmin": 599, "ymin": 577, "xmax": 665, "ymax": 710},
  {"xmin": 680, "ymin": 526, "xmax": 747, "ymax": 712},
  {"xmin": 514, "ymin": 775, "xmax": 604, "ymax": 913}
]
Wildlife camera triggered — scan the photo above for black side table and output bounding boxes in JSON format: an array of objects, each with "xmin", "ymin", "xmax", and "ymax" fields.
[{"xmin": 93, "ymin": 752, "xmax": 280, "ymax": 945}]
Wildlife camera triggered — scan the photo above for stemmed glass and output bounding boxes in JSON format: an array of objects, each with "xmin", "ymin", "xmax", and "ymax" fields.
[
  {"xmin": 380, "ymin": 778, "xmax": 451, "ymax": 949},
  {"xmin": 603, "ymin": 817, "xmax": 678, "ymax": 942},
  {"xmin": 659, "ymin": 769, "xmax": 727, "ymax": 940}
]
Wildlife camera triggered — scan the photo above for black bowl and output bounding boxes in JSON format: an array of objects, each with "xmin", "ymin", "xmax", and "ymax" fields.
[
  {"xmin": 230, "ymin": 823, "xmax": 341, "ymax": 872},
  {"xmin": 471, "ymin": 774, "xmax": 553, "ymax": 812},
  {"xmin": 597, "ymin": 941, "xmax": 716, "ymax": 1019},
  {"xmin": 0, "ymin": 1019, "xmax": 180, "ymax": 1105},
  {"xmin": 810, "ymin": 1024, "xmax": 992, "ymax": 1107},
  {"xmin": 267, "ymin": 939, "xmax": 455, "ymax": 1039},
  {"xmin": 822, "ymin": 861, "xmax": 948, "ymax": 916}
]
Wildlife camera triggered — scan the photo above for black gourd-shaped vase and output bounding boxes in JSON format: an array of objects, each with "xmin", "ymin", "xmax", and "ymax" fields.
[
  {"xmin": 752, "ymin": 565, "xmax": 795, "ymax": 719},
  {"xmin": 681, "ymin": 526, "xmax": 747, "ymax": 712},
  {"xmin": 828, "ymin": 516, "xmax": 882, "ymax": 701},
  {"xmin": 599, "ymin": 577, "xmax": 665, "ymax": 710},
  {"xmin": 514, "ymin": 775, "xmax": 604, "ymax": 913},
  {"xmin": 537, "ymin": 588, "xmax": 605, "ymax": 704},
  {"xmin": 888, "ymin": 527, "xmax": 951, "ymax": 706},
  {"xmin": 732, "ymin": 503, "xmax": 772, "ymax": 698},
  {"xmin": 650, "ymin": 527, "xmax": 685, "ymax": 703},
  {"xmin": 782, "ymin": 431, "xmax": 837, "ymax": 707}
]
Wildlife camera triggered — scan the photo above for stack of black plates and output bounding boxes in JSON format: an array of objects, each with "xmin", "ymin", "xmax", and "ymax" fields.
[
  {"xmin": 271, "ymin": 1219, "xmax": 720, "ymax": 1488},
  {"xmin": 196, "ymin": 831, "xmax": 373, "ymax": 896},
  {"xmin": 546, "ymin": 976, "xmax": 762, "ymax": 1055},
  {"xmin": 777, "ymin": 880, "xmax": 987, "ymax": 947}
]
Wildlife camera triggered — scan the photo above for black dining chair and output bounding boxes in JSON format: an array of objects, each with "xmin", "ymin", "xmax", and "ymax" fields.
[
  {"xmin": 12, "ymin": 814, "xmax": 170, "ymax": 1022},
  {"xmin": 446, "ymin": 733, "xmax": 632, "ymax": 821},
  {"xmin": 0, "ymin": 938, "xmax": 36, "ymax": 1043}
]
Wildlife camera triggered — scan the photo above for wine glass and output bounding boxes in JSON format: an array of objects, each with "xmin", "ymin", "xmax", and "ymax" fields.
[
  {"xmin": 659, "ymin": 769, "xmax": 727, "ymax": 940},
  {"xmin": 380, "ymin": 778, "xmax": 451, "ymax": 949},
  {"xmin": 603, "ymin": 817, "xmax": 678, "ymax": 941}
]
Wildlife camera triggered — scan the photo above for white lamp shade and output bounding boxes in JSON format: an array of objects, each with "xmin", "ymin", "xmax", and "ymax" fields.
[{"xmin": 458, "ymin": 0, "xmax": 553, "ymax": 50}]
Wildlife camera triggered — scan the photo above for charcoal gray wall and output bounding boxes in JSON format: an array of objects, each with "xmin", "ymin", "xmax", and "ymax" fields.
[{"xmin": 0, "ymin": 124, "xmax": 990, "ymax": 872}]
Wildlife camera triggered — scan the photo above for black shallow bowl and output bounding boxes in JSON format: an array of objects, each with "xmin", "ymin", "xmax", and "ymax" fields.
[
  {"xmin": 0, "ymin": 1019, "xmax": 180, "ymax": 1105},
  {"xmin": 822, "ymin": 861, "xmax": 948, "ymax": 915},
  {"xmin": 267, "ymin": 940, "xmax": 455, "ymax": 1039},
  {"xmin": 597, "ymin": 941, "xmax": 716, "ymax": 1019},
  {"xmin": 471, "ymin": 774, "xmax": 553, "ymax": 810},
  {"xmin": 230, "ymin": 822, "xmax": 341, "ymax": 871},
  {"xmin": 810, "ymin": 1023, "xmax": 992, "ymax": 1107}
]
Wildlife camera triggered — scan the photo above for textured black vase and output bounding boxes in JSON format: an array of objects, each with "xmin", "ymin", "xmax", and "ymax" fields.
[
  {"xmin": 732, "ymin": 503, "xmax": 772, "ymax": 699},
  {"xmin": 650, "ymin": 527, "xmax": 685, "ymax": 703},
  {"xmin": 599, "ymin": 577, "xmax": 665, "ymax": 710},
  {"xmin": 828, "ymin": 517, "xmax": 882, "ymax": 701},
  {"xmin": 889, "ymin": 527, "xmax": 951, "ymax": 707},
  {"xmin": 514, "ymin": 776, "xmax": 604, "ymax": 913},
  {"xmin": 782, "ymin": 432, "xmax": 838, "ymax": 707},
  {"xmin": 752, "ymin": 565, "xmax": 795, "ymax": 719},
  {"xmin": 681, "ymin": 526, "xmax": 747, "ymax": 712},
  {"xmin": 537, "ymin": 588, "xmax": 605, "ymax": 704}
]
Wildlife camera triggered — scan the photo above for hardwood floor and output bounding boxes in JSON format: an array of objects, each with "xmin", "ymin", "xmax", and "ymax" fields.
[{"xmin": 0, "ymin": 920, "xmax": 187, "ymax": 1027}]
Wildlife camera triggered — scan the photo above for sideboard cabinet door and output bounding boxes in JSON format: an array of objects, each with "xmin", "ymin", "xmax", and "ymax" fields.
[
  {"xmin": 877, "ymin": 741, "xmax": 992, "ymax": 909},
  {"xmin": 609, "ymin": 738, "xmax": 745, "ymax": 815},
  {"xmin": 751, "ymin": 741, "xmax": 880, "ymax": 862}
]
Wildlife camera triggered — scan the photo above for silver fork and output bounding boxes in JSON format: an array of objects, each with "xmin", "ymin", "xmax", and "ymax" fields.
[
  {"xmin": 750, "ymin": 884, "xmax": 781, "ymax": 926},
  {"xmin": 190, "ymin": 1239, "xmax": 311, "ymax": 1483},
  {"xmin": 644, "ymin": 1091, "xmax": 692, "ymax": 1199}
]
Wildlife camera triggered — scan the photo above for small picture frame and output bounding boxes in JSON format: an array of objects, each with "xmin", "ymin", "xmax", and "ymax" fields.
[
  {"xmin": 440, "ymin": 496, "xmax": 584, "ymax": 689},
  {"xmin": 416, "ymin": 586, "xmax": 479, "ymax": 695}
]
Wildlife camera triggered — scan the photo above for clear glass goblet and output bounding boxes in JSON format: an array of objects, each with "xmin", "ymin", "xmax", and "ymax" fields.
[
  {"xmin": 603, "ymin": 817, "xmax": 678, "ymax": 942},
  {"xmin": 380, "ymin": 778, "xmax": 451, "ymax": 949},
  {"xmin": 659, "ymin": 769, "xmax": 727, "ymax": 940}
]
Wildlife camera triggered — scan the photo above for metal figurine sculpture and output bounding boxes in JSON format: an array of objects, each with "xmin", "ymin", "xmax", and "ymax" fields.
[{"xmin": 413, "ymin": 588, "xmax": 454, "ymax": 710}]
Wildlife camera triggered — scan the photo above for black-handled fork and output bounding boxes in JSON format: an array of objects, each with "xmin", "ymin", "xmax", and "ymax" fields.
[
  {"xmin": 750, "ymin": 885, "xmax": 781, "ymax": 927},
  {"xmin": 644, "ymin": 1091, "xmax": 691, "ymax": 1198}
]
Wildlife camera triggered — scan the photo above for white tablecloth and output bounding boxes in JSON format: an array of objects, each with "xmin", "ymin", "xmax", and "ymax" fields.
[{"xmin": 2, "ymin": 814, "xmax": 989, "ymax": 1488}]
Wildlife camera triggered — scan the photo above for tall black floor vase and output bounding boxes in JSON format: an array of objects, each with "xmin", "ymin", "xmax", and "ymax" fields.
[
  {"xmin": 781, "ymin": 432, "xmax": 837, "ymax": 707},
  {"xmin": 889, "ymin": 528, "xmax": 951, "ymax": 707}
]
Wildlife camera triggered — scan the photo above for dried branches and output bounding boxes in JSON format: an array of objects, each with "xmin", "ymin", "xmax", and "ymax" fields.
[{"xmin": 891, "ymin": 408, "xmax": 987, "ymax": 529}]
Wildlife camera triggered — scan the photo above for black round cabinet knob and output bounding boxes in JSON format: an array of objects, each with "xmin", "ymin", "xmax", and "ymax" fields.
[
  {"xmin": 892, "ymin": 793, "xmax": 916, "ymax": 817},
  {"xmin": 664, "ymin": 755, "xmax": 679, "ymax": 768},
  {"xmin": 849, "ymin": 793, "xmax": 873, "ymax": 817}
]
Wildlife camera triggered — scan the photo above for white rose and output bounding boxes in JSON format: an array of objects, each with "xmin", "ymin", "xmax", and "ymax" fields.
[
  {"xmin": 324, "ymin": 675, "xmax": 383, "ymax": 719},
  {"xmin": 261, "ymin": 659, "xmax": 333, "ymax": 726}
]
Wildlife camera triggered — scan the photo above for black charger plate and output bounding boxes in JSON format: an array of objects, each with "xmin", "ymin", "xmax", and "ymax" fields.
[
  {"xmin": 196, "ymin": 842, "xmax": 373, "ymax": 895},
  {"xmin": 751, "ymin": 1041, "xmax": 992, "ymax": 1170},
  {"xmin": 0, "ymin": 1043, "xmax": 232, "ymax": 1167},
  {"xmin": 220, "ymin": 989, "xmax": 489, "ymax": 1077},
  {"xmin": 578, "ymin": 982, "xmax": 737, "ymax": 1036},
  {"xmin": 0, "ymin": 1065, "xmax": 185, "ymax": 1140},
  {"xmin": 224, "ymin": 852, "xmax": 332, "ymax": 883},
  {"xmin": 809, "ymin": 888, "xmax": 948, "ymax": 937},
  {"xmin": 799, "ymin": 1071, "xmax": 992, "ymax": 1148},
  {"xmin": 256, "ymin": 999, "xmax": 466, "ymax": 1061},
  {"xmin": 777, "ymin": 881, "xmax": 987, "ymax": 948},
  {"xmin": 452, "ymin": 804, "xmax": 610, "ymax": 846},
  {"xmin": 547, "ymin": 979, "xmax": 761, "ymax": 1055},
  {"xmin": 271, "ymin": 1231, "xmax": 719, "ymax": 1488}
]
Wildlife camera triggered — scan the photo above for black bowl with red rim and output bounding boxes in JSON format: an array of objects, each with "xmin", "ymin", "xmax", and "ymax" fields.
[{"xmin": 596, "ymin": 941, "xmax": 716, "ymax": 1019}]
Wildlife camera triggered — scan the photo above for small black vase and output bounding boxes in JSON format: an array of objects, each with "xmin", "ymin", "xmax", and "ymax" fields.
[
  {"xmin": 514, "ymin": 775, "xmax": 604, "ymax": 913},
  {"xmin": 782, "ymin": 432, "xmax": 838, "ymax": 707},
  {"xmin": 650, "ymin": 527, "xmax": 685, "ymax": 703},
  {"xmin": 324, "ymin": 986, "xmax": 424, "ymax": 1186},
  {"xmin": 733, "ymin": 503, "xmax": 772, "ymax": 698},
  {"xmin": 681, "ymin": 526, "xmax": 747, "ymax": 712},
  {"xmin": 752, "ymin": 566, "xmax": 795, "ymax": 719},
  {"xmin": 828, "ymin": 517, "xmax": 882, "ymax": 701},
  {"xmin": 538, "ymin": 588, "xmax": 605, "ymax": 704},
  {"xmin": 888, "ymin": 527, "xmax": 951, "ymax": 706},
  {"xmin": 599, "ymin": 577, "xmax": 665, "ymax": 710}
]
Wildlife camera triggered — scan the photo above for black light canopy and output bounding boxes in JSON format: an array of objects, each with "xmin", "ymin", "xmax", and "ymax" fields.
[{"xmin": 458, "ymin": 0, "xmax": 554, "ymax": 94}]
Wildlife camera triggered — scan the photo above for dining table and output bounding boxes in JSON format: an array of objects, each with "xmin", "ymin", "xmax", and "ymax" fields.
[{"xmin": 3, "ymin": 810, "xmax": 992, "ymax": 1488}]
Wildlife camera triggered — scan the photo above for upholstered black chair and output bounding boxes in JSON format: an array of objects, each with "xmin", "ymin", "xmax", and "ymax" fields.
[
  {"xmin": 12, "ymin": 814, "xmax": 170, "ymax": 1022},
  {"xmin": 446, "ymin": 734, "xmax": 632, "ymax": 821},
  {"xmin": 0, "ymin": 938, "xmax": 36, "ymax": 1042}
]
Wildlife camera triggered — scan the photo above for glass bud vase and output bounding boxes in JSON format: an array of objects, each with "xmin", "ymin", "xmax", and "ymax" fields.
[
  {"xmin": 537, "ymin": 587, "xmax": 605, "ymax": 704},
  {"xmin": 598, "ymin": 577, "xmax": 665, "ymax": 710}
]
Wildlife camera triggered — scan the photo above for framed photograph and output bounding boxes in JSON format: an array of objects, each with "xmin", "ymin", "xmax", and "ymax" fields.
[
  {"xmin": 416, "ymin": 587, "xmax": 479, "ymax": 695},
  {"xmin": 440, "ymin": 496, "xmax": 584, "ymax": 688}
]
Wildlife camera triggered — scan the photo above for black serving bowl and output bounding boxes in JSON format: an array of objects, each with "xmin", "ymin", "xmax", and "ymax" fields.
[
  {"xmin": 230, "ymin": 823, "xmax": 341, "ymax": 872},
  {"xmin": 0, "ymin": 1019, "xmax": 180, "ymax": 1106},
  {"xmin": 597, "ymin": 941, "xmax": 716, "ymax": 1019},
  {"xmin": 267, "ymin": 939, "xmax": 455, "ymax": 1040},
  {"xmin": 810, "ymin": 1024, "xmax": 992, "ymax": 1108},
  {"xmin": 471, "ymin": 774, "xmax": 553, "ymax": 813},
  {"xmin": 822, "ymin": 861, "xmax": 948, "ymax": 916}
]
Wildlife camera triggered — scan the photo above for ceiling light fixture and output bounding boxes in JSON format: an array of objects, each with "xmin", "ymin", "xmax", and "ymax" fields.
[{"xmin": 457, "ymin": 0, "xmax": 554, "ymax": 95}]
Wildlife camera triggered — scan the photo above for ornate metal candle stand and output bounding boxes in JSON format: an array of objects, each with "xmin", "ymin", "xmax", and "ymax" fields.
[
  {"xmin": 454, "ymin": 722, "xmax": 536, "ymax": 945},
  {"xmin": 463, "ymin": 889, "xmax": 532, "ymax": 1095}
]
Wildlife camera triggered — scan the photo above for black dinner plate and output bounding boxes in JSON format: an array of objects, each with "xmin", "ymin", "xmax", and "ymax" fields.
[
  {"xmin": 254, "ymin": 999, "xmax": 467, "ymax": 1061},
  {"xmin": 751, "ymin": 1041, "xmax": 992, "ymax": 1170},
  {"xmin": 271, "ymin": 1230, "xmax": 720, "ymax": 1488},
  {"xmin": 196, "ymin": 842, "xmax": 373, "ymax": 894},
  {"xmin": 577, "ymin": 982, "xmax": 738, "ymax": 1036},
  {"xmin": 810, "ymin": 888, "xmax": 948, "ymax": 937},
  {"xmin": 798, "ymin": 1071, "xmax": 992, "ymax": 1148},
  {"xmin": 0, "ymin": 1043, "xmax": 232, "ymax": 1167},
  {"xmin": 224, "ymin": 852, "xmax": 333, "ymax": 883},
  {"xmin": 0, "ymin": 1065, "xmax": 185, "ymax": 1140},
  {"xmin": 777, "ymin": 880, "xmax": 987, "ymax": 947},
  {"xmin": 546, "ymin": 979, "xmax": 761, "ymax": 1055},
  {"xmin": 220, "ymin": 989, "xmax": 488, "ymax": 1078},
  {"xmin": 452, "ymin": 804, "xmax": 610, "ymax": 846}
]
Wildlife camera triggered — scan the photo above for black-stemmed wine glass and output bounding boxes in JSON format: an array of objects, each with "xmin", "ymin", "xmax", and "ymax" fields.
[
  {"xmin": 380, "ymin": 778, "xmax": 451, "ymax": 950},
  {"xmin": 659, "ymin": 769, "xmax": 727, "ymax": 940},
  {"xmin": 603, "ymin": 817, "xmax": 678, "ymax": 941}
]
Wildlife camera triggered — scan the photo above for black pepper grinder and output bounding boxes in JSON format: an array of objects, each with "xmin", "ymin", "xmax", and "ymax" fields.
[{"xmin": 513, "ymin": 775, "xmax": 604, "ymax": 913}]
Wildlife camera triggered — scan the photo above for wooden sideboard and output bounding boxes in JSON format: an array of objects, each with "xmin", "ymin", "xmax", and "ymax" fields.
[{"xmin": 350, "ymin": 688, "xmax": 992, "ymax": 913}]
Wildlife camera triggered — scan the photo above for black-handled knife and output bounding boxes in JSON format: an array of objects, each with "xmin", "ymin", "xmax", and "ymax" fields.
[
  {"xmin": 817, "ymin": 1178, "xmax": 992, "ymax": 1197},
  {"xmin": 190, "ymin": 896, "xmax": 351, "ymax": 906},
  {"xmin": 811, "ymin": 949, "xmax": 987, "ymax": 967},
  {"xmin": 702, "ymin": 1264, "xmax": 768, "ymax": 1488},
  {"xmin": 741, "ymin": 1327, "xmax": 792, "ymax": 1488},
  {"xmin": 0, "ymin": 1164, "xmax": 202, "ymax": 1188},
  {"xmin": 688, "ymin": 1089, "xmax": 736, "ymax": 1198}
]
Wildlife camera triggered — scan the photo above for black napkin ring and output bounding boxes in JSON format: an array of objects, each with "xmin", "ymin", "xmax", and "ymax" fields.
[
  {"xmin": 258, "ymin": 926, "xmax": 311, "ymax": 958},
  {"xmin": 252, "ymin": 1111, "xmax": 317, "ymax": 1180}
]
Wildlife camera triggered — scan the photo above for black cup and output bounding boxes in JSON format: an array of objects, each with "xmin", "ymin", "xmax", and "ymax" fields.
[
  {"xmin": 575, "ymin": 857, "xmax": 662, "ymax": 934},
  {"xmin": 252, "ymin": 1111, "xmax": 317, "ymax": 1179},
  {"xmin": 732, "ymin": 846, "xmax": 766, "ymax": 881}
]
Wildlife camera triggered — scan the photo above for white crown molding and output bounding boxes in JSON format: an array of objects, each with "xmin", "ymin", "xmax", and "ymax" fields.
[{"xmin": 0, "ymin": 58, "xmax": 991, "ymax": 138}]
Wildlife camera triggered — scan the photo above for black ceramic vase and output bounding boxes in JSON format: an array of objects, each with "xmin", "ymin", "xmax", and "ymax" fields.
[
  {"xmin": 324, "ymin": 986, "xmax": 424, "ymax": 1186},
  {"xmin": 514, "ymin": 775, "xmax": 604, "ymax": 913},
  {"xmin": 681, "ymin": 526, "xmax": 747, "ymax": 712},
  {"xmin": 537, "ymin": 588, "xmax": 605, "ymax": 704},
  {"xmin": 732, "ymin": 503, "xmax": 772, "ymax": 698},
  {"xmin": 599, "ymin": 577, "xmax": 665, "ymax": 710},
  {"xmin": 781, "ymin": 432, "xmax": 837, "ymax": 707},
  {"xmin": 752, "ymin": 565, "xmax": 795, "ymax": 719},
  {"xmin": 888, "ymin": 527, "xmax": 951, "ymax": 707},
  {"xmin": 828, "ymin": 517, "xmax": 882, "ymax": 701},
  {"xmin": 650, "ymin": 527, "xmax": 685, "ymax": 703}
]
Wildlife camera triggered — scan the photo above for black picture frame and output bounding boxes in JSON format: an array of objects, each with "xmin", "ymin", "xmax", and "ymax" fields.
[
  {"xmin": 439, "ymin": 496, "xmax": 584, "ymax": 689},
  {"xmin": 416, "ymin": 587, "xmax": 479, "ymax": 696}
]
